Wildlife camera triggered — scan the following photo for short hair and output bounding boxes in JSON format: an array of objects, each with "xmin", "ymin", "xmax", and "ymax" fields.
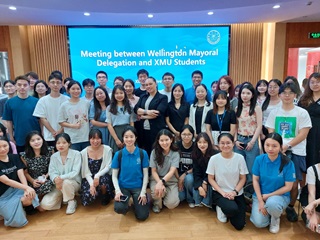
[
  {"xmin": 50, "ymin": 70, "xmax": 63, "ymax": 79},
  {"xmin": 96, "ymin": 71, "xmax": 108, "ymax": 79},
  {"xmin": 137, "ymin": 69, "xmax": 149, "ymax": 78},
  {"xmin": 4, "ymin": 80, "xmax": 15, "ymax": 86},
  {"xmin": 48, "ymin": 73, "xmax": 63, "ymax": 81},
  {"xmin": 82, "ymin": 78, "xmax": 95, "ymax": 87},
  {"xmin": 25, "ymin": 71, "xmax": 39, "ymax": 79},
  {"xmin": 162, "ymin": 72, "xmax": 175, "ymax": 80},
  {"xmin": 279, "ymin": 82, "xmax": 298, "ymax": 94},
  {"xmin": 88, "ymin": 129, "xmax": 103, "ymax": 141},
  {"xmin": 191, "ymin": 70, "xmax": 203, "ymax": 79},
  {"xmin": 15, "ymin": 75, "xmax": 30, "ymax": 84}
]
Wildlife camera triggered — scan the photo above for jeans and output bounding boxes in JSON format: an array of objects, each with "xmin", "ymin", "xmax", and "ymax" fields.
[
  {"xmin": 114, "ymin": 188, "xmax": 149, "ymax": 221},
  {"xmin": 71, "ymin": 141, "xmax": 90, "ymax": 151},
  {"xmin": 178, "ymin": 173, "xmax": 195, "ymax": 204},
  {"xmin": 250, "ymin": 195, "xmax": 290, "ymax": 228},
  {"xmin": 193, "ymin": 186, "xmax": 212, "ymax": 207},
  {"xmin": 234, "ymin": 136, "xmax": 260, "ymax": 182}
]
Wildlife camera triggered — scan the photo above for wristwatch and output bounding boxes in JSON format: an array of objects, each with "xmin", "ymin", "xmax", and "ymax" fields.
[
  {"xmin": 234, "ymin": 189, "xmax": 239, "ymax": 195},
  {"xmin": 161, "ymin": 178, "xmax": 166, "ymax": 184}
]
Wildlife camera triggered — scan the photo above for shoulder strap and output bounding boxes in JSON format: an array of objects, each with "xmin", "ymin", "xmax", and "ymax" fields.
[
  {"xmin": 312, "ymin": 165, "xmax": 319, "ymax": 182},
  {"xmin": 139, "ymin": 148, "xmax": 144, "ymax": 172},
  {"xmin": 117, "ymin": 149, "xmax": 123, "ymax": 175}
]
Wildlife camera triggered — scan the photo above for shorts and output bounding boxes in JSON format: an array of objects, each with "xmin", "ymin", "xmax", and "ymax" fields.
[{"xmin": 290, "ymin": 153, "xmax": 306, "ymax": 181}]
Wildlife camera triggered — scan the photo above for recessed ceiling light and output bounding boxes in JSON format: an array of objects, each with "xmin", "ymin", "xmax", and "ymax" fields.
[
  {"xmin": 148, "ymin": 14, "xmax": 153, "ymax": 18},
  {"xmin": 273, "ymin": 5, "xmax": 280, "ymax": 9},
  {"xmin": 84, "ymin": 12, "xmax": 90, "ymax": 16},
  {"xmin": 208, "ymin": 11, "xmax": 214, "ymax": 15},
  {"xmin": 9, "ymin": 6, "xmax": 17, "ymax": 10}
]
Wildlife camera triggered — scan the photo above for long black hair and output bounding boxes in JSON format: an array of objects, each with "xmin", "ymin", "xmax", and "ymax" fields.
[
  {"xmin": 170, "ymin": 83, "xmax": 186, "ymax": 104},
  {"xmin": 236, "ymin": 83, "xmax": 257, "ymax": 117},
  {"xmin": 93, "ymin": 86, "xmax": 111, "ymax": 121},
  {"xmin": 24, "ymin": 131, "xmax": 49, "ymax": 158},
  {"xmin": 109, "ymin": 85, "xmax": 132, "ymax": 115},
  {"xmin": 192, "ymin": 132, "xmax": 216, "ymax": 168},
  {"xmin": 153, "ymin": 129, "xmax": 178, "ymax": 167},
  {"xmin": 193, "ymin": 84, "xmax": 211, "ymax": 107},
  {"xmin": 265, "ymin": 132, "xmax": 290, "ymax": 173},
  {"xmin": 0, "ymin": 123, "xmax": 13, "ymax": 154},
  {"xmin": 261, "ymin": 79, "xmax": 282, "ymax": 111}
]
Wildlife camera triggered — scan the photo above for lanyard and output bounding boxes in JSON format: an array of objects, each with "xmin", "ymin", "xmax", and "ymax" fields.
[{"xmin": 216, "ymin": 110, "xmax": 226, "ymax": 134}]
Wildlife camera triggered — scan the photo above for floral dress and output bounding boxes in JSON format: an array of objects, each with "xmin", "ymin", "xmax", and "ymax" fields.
[
  {"xmin": 81, "ymin": 157, "xmax": 113, "ymax": 206},
  {"xmin": 21, "ymin": 147, "xmax": 54, "ymax": 195}
]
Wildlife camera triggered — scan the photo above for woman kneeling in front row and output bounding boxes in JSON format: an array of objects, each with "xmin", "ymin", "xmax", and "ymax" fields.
[
  {"xmin": 207, "ymin": 133, "xmax": 248, "ymax": 230},
  {"xmin": 0, "ymin": 136, "xmax": 40, "ymax": 227},
  {"xmin": 250, "ymin": 132, "xmax": 295, "ymax": 233},
  {"xmin": 112, "ymin": 126, "xmax": 150, "ymax": 220}
]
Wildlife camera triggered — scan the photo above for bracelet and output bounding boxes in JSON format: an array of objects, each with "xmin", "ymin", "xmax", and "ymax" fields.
[
  {"xmin": 184, "ymin": 171, "xmax": 189, "ymax": 175},
  {"xmin": 233, "ymin": 189, "xmax": 239, "ymax": 195}
]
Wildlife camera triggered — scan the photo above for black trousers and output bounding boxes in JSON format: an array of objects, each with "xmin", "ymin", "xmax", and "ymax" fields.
[{"xmin": 212, "ymin": 190, "xmax": 246, "ymax": 230}]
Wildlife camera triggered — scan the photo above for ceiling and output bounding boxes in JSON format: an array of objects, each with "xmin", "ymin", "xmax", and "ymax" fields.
[{"xmin": 0, "ymin": 0, "xmax": 319, "ymax": 25}]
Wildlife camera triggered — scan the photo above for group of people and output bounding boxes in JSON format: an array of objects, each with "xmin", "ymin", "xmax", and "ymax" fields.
[{"xmin": 0, "ymin": 69, "xmax": 319, "ymax": 235}]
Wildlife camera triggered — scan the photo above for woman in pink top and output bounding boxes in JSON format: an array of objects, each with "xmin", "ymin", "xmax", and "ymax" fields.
[{"xmin": 234, "ymin": 83, "xmax": 262, "ymax": 182}]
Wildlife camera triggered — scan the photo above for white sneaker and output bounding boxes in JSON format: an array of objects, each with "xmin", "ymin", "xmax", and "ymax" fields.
[
  {"xmin": 216, "ymin": 206, "xmax": 227, "ymax": 223},
  {"xmin": 195, "ymin": 203, "xmax": 203, "ymax": 207},
  {"xmin": 66, "ymin": 200, "xmax": 77, "ymax": 215},
  {"xmin": 269, "ymin": 216, "xmax": 280, "ymax": 234},
  {"xmin": 188, "ymin": 203, "xmax": 195, "ymax": 208}
]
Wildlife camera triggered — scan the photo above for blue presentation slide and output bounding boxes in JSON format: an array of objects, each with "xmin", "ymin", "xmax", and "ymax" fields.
[{"xmin": 68, "ymin": 26, "xmax": 230, "ymax": 89}]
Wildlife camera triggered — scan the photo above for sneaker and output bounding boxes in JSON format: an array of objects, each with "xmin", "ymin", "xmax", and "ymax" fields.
[
  {"xmin": 66, "ymin": 200, "xmax": 77, "ymax": 215},
  {"xmin": 269, "ymin": 216, "xmax": 280, "ymax": 234},
  {"xmin": 201, "ymin": 201, "xmax": 212, "ymax": 209},
  {"xmin": 195, "ymin": 203, "xmax": 203, "ymax": 207},
  {"xmin": 188, "ymin": 203, "xmax": 195, "ymax": 208},
  {"xmin": 285, "ymin": 206, "xmax": 298, "ymax": 222},
  {"xmin": 152, "ymin": 205, "xmax": 161, "ymax": 213},
  {"xmin": 216, "ymin": 206, "xmax": 227, "ymax": 223},
  {"xmin": 101, "ymin": 194, "xmax": 111, "ymax": 206}
]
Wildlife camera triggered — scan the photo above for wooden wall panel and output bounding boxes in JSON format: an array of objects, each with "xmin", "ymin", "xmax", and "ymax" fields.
[
  {"xmin": 229, "ymin": 23, "xmax": 264, "ymax": 86},
  {"xmin": 28, "ymin": 25, "xmax": 70, "ymax": 80},
  {"xmin": 0, "ymin": 26, "xmax": 15, "ymax": 78}
]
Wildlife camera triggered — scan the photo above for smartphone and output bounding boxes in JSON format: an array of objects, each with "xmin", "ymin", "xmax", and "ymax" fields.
[
  {"xmin": 120, "ymin": 195, "xmax": 129, "ymax": 202},
  {"xmin": 240, "ymin": 143, "xmax": 247, "ymax": 149}
]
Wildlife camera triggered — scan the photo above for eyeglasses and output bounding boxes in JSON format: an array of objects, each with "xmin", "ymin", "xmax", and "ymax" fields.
[
  {"xmin": 97, "ymin": 76, "xmax": 107, "ymax": 79},
  {"xmin": 181, "ymin": 133, "xmax": 193, "ymax": 138}
]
